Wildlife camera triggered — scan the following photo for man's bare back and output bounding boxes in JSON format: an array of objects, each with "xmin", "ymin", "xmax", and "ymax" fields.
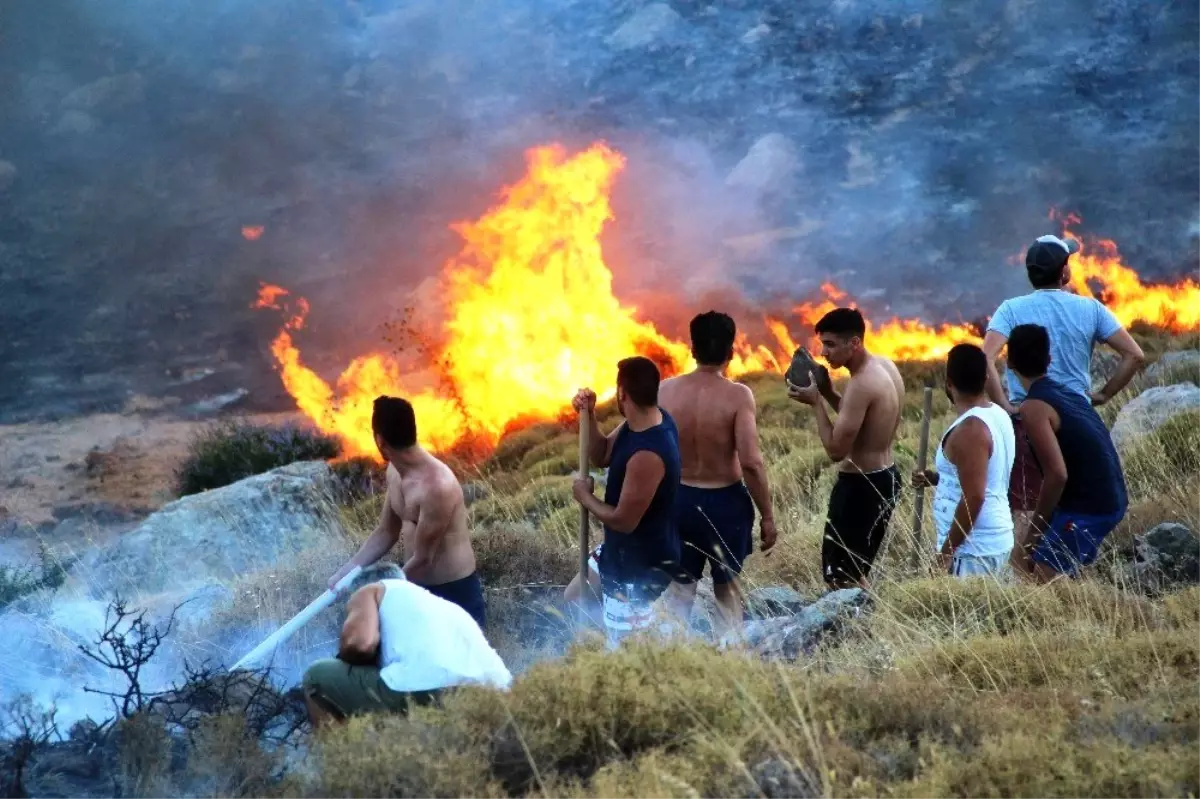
[
  {"xmin": 385, "ymin": 458, "xmax": 475, "ymax": 586},
  {"xmin": 659, "ymin": 370, "xmax": 754, "ymax": 488},
  {"xmin": 837, "ymin": 354, "xmax": 904, "ymax": 473}
]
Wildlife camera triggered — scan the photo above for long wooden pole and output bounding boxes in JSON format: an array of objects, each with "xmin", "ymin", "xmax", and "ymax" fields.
[
  {"xmin": 577, "ymin": 411, "xmax": 592, "ymax": 614},
  {"xmin": 911, "ymin": 383, "xmax": 934, "ymax": 566}
]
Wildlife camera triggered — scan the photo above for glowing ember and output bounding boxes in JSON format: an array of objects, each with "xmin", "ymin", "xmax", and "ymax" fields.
[{"xmin": 242, "ymin": 225, "xmax": 265, "ymax": 241}]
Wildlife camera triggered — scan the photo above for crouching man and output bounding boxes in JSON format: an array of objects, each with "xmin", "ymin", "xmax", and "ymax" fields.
[{"xmin": 302, "ymin": 574, "xmax": 512, "ymax": 728}]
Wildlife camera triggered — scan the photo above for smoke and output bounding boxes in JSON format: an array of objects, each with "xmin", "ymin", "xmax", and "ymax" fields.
[{"xmin": 0, "ymin": 0, "xmax": 1196, "ymax": 421}]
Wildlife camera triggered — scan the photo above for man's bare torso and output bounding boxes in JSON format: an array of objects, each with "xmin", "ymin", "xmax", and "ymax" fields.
[
  {"xmin": 386, "ymin": 459, "xmax": 475, "ymax": 585},
  {"xmin": 840, "ymin": 354, "xmax": 904, "ymax": 473},
  {"xmin": 659, "ymin": 370, "xmax": 751, "ymax": 488}
]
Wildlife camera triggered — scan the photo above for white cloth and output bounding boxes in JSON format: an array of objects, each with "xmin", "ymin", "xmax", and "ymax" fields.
[
  {"xmin": 376, "ymin": 579, "xmax": 512, "ymax": 693},
  {"xmin": 932, "ymin": 403, "xmax": 1016, "ymax": 558}
]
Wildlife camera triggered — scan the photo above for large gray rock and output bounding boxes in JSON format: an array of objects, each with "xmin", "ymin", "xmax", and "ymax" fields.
[
  {"xmin": 606, "ymin": 3, "xmax": 682, "ymax": 50},
  {"xmin": 1110, "ymin": 383, "xmax": 1200, "ymax": 450},
  {"xmin": 74, "ymin": 461, "xmax": 346, "ymax": 598},
  {"xmin": 1145, "ymin": 351, "xmax": 1200, "ymax": 386},
  {"xmin": 725, "ymin": 133, "xmax": 800, "ymax": 196},
  {"xmin": 61, "ymin": 73, "xmax": 146, "ymax": 114},
  {"xmin": 745, "ymin": 585, "xmax": 810, "ymax": 619},
  {"xmin": 751, "ymin": 758, "xmax": 821, "ymax": 799},
  {"xmin": 743, "ymin": 588, "xmax": 866, "ymax": 660},
  {"xmin": 1130, "ymin": 523, "xmax": 1200, "ymax": 593}
]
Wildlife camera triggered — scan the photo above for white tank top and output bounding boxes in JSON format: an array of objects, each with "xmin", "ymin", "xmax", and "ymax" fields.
[
  {"xmin": 931, "ymin": 403, "xmax": 1016, "ymax": 558},
  {"xmin": 376, "ymin": 579, "xmax": 513, "ymax": 693}
]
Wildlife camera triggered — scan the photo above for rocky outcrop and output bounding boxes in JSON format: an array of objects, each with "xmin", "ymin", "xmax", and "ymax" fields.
[
  {"xmin": 1129, "ymin": 523, "xmax": 1200, "ymax": 594},
  {"xmin": 743, "ymin": 588, "xmax": 866, "ymax": 660},
  {"xmin": 1110, "ymin": 383, "xmax": 1200, "ymax": 450},
  {"xmin": 746, "ymin": 585, "xmax": 810, "ymax": 618},
  {"xmin": 1144, "ymin": 351, "xmax": 1200, "ymax": 386}
]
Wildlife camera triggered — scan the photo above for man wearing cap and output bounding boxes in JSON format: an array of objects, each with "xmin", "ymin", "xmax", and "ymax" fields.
[{"xmin": 982, "ymin": 234, "xmax": 1145, "ymax": 536}]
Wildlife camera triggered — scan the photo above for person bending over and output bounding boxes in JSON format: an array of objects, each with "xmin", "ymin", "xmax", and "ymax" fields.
[
  {"xmin": 1004, "ymin": 324, "xmax": 1129, "ymax": 582},
  {"xmin": 913, "ymin": 344, "xmax": 1015, "ymax": 577},
  {"xmin": 328, "ymin": 396, "xmax": 486, "ymax": 629},
  {"xmin": 571, "ymin": 356, "xmax": 682, "ymax": 645},
  {"xmin": 302, "ymin": 574, "xmax": 510, "ymax": 728},
  {"xmin": 787, "ymin": 308, "xmax": 904, "ymax": 590},
  {"xmin": 658, "ymin": 311, "xmax": 776, "ymax": 636}
]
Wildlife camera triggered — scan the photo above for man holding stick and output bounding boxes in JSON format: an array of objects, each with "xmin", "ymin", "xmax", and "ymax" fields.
[
  {"xmin": 327, "ymin": 396, "xmax": 486, "ymax": 629},
  {"xmin": 571, "ymin": 356, "xmax": 682, "ymax": 644},
  {"xmin": 658, "ymin": 311, "xmax": 776, "ymax": 636},
  {"xmin": 787, "ymin": 308, "xmax": 904, "ymax": 590}
]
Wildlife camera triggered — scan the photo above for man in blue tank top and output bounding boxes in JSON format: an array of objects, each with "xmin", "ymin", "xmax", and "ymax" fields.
[
  {"xmin": 571, "ymin": 356, "xmax": 682, "ymax": 644},
  {"xmin": 1004, "ymin": 324, "xmax": 1129, "ymax": 582}
]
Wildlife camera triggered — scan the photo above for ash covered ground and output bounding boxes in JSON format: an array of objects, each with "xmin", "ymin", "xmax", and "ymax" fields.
[{"xmin": 0, "ymin": 0, "xmax": 1197, "ymax": 424}]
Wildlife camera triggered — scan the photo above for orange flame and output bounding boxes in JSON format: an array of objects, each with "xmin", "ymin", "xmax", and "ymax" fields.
[{"xmin": 242, "ymin": 225, "xmax": 265, "ymax": 241}]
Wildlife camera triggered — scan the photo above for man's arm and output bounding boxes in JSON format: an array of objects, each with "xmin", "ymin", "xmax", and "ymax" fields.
[
  {"xmin": 939, "ymin": 420, "xmax": 991, "ymax": 566},
  {"xmin": 811, "ymin": 363, "xmax": 842, "ymax": 412},
  {"xmin": 329, "ymin": 488, "xmax": 403, "ymax": 589},
  {"xmin": 575, "ymin": 389, "xmax": 622, "ymax": 468},
  {"xmin": 401, "ymin": 485, "xmax": 453, "ymax": 582},
  {"xmin": 982, "ymin": 330, "xmax": 1016, "ymax": 414},
  {"xmin": 573, "ymin": 450, "xmax": 664, "ymax": 533},
  {"xmin": 813, "ymin": 379, "xmax": 870, "ymax": 463},
  {"xmin": 1020, "ymin": 400, "xmax": 1067, "ymax": 548},
  {"xmin": 733, "ymin": 386, "xmax": 776, "ymax": 551},
  {"xmin": 338, "ymin": 584, "xmax": 382, "ymax": 665},
  {"xmin": 1092, "ymin": 327, "xmax": 1146, "ymax": 405}
]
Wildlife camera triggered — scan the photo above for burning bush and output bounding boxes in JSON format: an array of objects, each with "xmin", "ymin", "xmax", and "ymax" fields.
[{"xmin": 175, "ymin": 420, "xmax": 341, "ymax": 496}]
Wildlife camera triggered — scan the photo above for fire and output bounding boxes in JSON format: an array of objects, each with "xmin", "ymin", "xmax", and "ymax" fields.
[
  {"xmin": 254, "ymin": 144, "xmax": 1197, "ymax": 458},
  {"xmin": 242, "ymin": 225, "xmax": 265, "ymax": 241}
]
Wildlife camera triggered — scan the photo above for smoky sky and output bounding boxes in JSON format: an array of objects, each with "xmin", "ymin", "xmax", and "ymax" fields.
[{"xmin": 0, "ymin": 0, "xmax": 1196, "ymax": 421}]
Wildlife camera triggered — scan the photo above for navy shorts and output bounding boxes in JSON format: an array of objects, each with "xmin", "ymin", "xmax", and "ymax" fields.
[
  {"xmin": 1031, "ymin": 507, "xmax": 1125, "ymax": 576},
  {"xmin": 675, "ymin": 482, "xmax": 755, "ymax": 585},
  {"xmin": 422, "ymin": 572, "xmax": 486, "ymax": 629}
]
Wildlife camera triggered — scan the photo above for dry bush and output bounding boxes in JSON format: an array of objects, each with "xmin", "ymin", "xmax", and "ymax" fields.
[
  {"xmin": 472, "ymin": 526, "xmax": 577, "ymax": 589},
  {"xmin": 488, "ymin": 423, "xmax": 566, "ymax": 473},
  {"xmin": 184, "ymin": 712, "xmax": 280, "ymax": 798},
  {"xmin": 114, "ymin": 712, "xmax": 172, "ymax": 798},
  {"xmin": 471, "ymin": 475, "xmax": 574, "ymax": 531}
]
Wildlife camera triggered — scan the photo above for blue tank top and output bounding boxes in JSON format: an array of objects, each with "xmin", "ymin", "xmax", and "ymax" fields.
[
  {"xmin": 598, "ymin": 409, "xmax": 681, "ymax": 586},
  {"xmin": 1025, "ymin": 378, "xmax": 1128, "ymax": 515}
]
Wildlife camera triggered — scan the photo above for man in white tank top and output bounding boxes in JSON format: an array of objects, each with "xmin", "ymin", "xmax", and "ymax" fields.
[
  {"xmin": 912, "ymin": 344, "xmax": 1016, "ymax": 577},
  {"xmin": 302, "ymin": 572, "xmax": 512, "ymax": 728}
]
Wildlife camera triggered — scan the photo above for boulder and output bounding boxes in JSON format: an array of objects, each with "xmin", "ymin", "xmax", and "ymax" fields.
[
  {"xmin": 745, "ymin": 585, "xmax": 810, "ymax": 619},
  {"xmin": 751, "ymin": 758, "xmax": 821, "ymax": 799},
  {"xmin": 1130, "ymin": 522, "xmax": 1200, "ymax": 592},
  {"xmin": 725, "ymin": 133, "xmax": 800, "ymax": 196},
  {"xmin": 606, "ymin": 3, "xmax": 682, "ymax": 50},
  {"xmin": 74, "ymin": 461, "xmax": 347, "ymax": 598},
  {"xmin": 1144, "ymin": 350, "xmax": 1200, "ymax": 386},
  {"xmin": 743, "ymin": 588, "xmax": 866, "ymax": 660},
  {"xmin": 0, "ymin": 160, "xmax": 16, "ymax": 193},
  {"xmin": 1110, "ymin": 383, "xmax": 1200, "ymax": 450},
  {"xmin": 61, "ymin": 73, "xmax": 146, "ymax": 115}
]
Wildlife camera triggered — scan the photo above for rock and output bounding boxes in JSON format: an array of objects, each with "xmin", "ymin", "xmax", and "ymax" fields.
[
  {"xmin": 1130, "ymin": 522, "xmax": 1200, "ymax": 592},
  {"xmin": 606, "ymin": 3, "xmax": 682, "ymax": 50},
  {"xmin": 76, "ymin": 462, "xmax": 346, "ymax": 597},
  {"xmin": 462, "ymin": 481, "xmax": 490, "ymax": 506},
  {"xmin": 746, "ymin": 585, "xmax": 810, "ymax": 619},
  {"xmin": 1090, "ymin": 348, "xmax": 1120, "ymax": 385},
  {"xmin": 1145, "ymin": 351, "xmax": 1200, "ymax": 385},
  {"xmin": 61, "ymin": 73, "xmax": 146, "ymax": 114},
  {"xmin": 1110, "ymin": 383, "xmax": 1200, "ymax": 450},
  {"xmin": 725, "ymin": 133, "xmax": 800, "ymax": 196},
  {"xmin": 744, "ymin": 588, "xmax": 866, "ymax": 660},
  {"xmin": 751, "ymin": 758, "xmax": 821, "ymax": 799},
  {"xmin": 0, "ymin": 160, "xmax": 16, "ymax": 193},
  {"xmin": 52, "ymin": 110, "xmax": 97, "ymax": 135}
]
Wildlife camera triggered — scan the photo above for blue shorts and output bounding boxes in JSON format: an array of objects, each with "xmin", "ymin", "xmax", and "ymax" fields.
[
  {"xmin": 675, "ymin": 482, "xmax": 755, "ymax": 585},
  {"xmin": 1031, "ymin": 507, "xmax": 1126, "ymax": 576}
]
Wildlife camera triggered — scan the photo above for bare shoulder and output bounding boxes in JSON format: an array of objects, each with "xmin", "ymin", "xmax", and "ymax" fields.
[
  {"xmin": 428, "ymin": 459, "xmax": 466, "ymax": 505},
  {"xmin": 871, "ymin": 355, "xmax": 905, "ymax": 396},
  {"xmin": 349, "ymin": 582, "xmax": 384, "ymax": 608},
  {"xmin": 731, "ymin": 380, "xmax": 756, "ymax": 407}
]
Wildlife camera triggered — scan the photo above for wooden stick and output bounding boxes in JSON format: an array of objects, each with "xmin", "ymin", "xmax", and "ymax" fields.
[
  {"xmin": 911, "ymin": 383, "xmax": 935, "ymax": 565},
  {"xmin": 577, "ymin": 412, "xmax": 592, "ymax": 613}
]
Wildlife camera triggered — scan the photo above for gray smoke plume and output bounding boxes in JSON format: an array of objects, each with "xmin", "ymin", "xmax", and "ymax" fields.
[{"xmin": 0, "ymin": 0, "xmax": 1196, "ymax": 422}]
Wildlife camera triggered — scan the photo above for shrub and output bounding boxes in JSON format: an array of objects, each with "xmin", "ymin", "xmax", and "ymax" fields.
[
  {"xmin": 0, "ymin": 545, "xmax": 68, "ymax": 609},
  {"xmin": 175, "ymin": 420, "xmax": 341, "ymax": 496}
]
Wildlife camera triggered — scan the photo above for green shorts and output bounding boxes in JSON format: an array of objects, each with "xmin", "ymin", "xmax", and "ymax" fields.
[{"xmin": 302, "ymin": 658, "xmax": 442, "ymax": 719}]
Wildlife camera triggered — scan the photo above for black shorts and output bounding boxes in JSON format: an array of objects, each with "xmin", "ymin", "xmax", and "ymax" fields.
[
  {"xmin": 675, "ymin": 482, "xmax": 755, "ymax": 585},
  {"xmin": 422, "ymin": 572, "xmax": 486, "ymax": 629},
  {"xmin": 822, "ymin": 466, "xmax": 901, "ymax": 585}
]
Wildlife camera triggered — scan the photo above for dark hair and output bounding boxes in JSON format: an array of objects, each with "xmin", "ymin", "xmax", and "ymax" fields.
[
  {"xmin": 1028, "ymin": 264, "xmax": 1066, "ymax": 289},
  {"xmin": 946, "ymin": 343, "xmax": 988, "ymax": 396},
  {"xmin": 1006, "ymin": 324, "xmax": 1051, "ymax": 378},
  {"xmin": 617, "ymin": 356, "xmax": 660, "ymax": 408},
  {"xmin": 372, "ymin": 396, "xmax": 417, "ymax": 449},
  {"xmin": 814, "ymin": 307, "xmax": 866, "ymax": 339},
  {"xmin": 689, "ymin": 310, "xmax": 736, "ymax": 366}
]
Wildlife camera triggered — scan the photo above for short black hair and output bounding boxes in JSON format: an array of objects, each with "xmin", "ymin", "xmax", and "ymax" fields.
[
  {"xmin": 372, "ymin": 395, "xmax": 417, "ymax": 449},
  {"xmin": 617, "ymin": 356, "xmax": 660, "ymax": 408},
  {"xmin": 946, "ymin": 343, "xmax": 988, "ymax": 395},
  {"xmin": 689, "ymin": 310, "xmax": 736, "ymax": 366},
  {"xmin": 814, "ymin": 307, "xmax": 866, "ymax": 339},
  {"xmin": 1006, "ymin": 324, "xmax": 1051, "ymax": 379}
]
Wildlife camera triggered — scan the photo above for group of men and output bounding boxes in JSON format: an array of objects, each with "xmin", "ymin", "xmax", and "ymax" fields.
[{"xmin": 299, "ymin": 230, "xmax": 1142, "ymax": 724}]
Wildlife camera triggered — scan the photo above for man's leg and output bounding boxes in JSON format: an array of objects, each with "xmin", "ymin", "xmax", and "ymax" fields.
[
  {"xmin": 667, "ymin": 486, "xmax": 705, "ymax": 626},
  {"xmin": 707, "ymin": 484, "xmax": 756, "ymax": 638},
  {"xmin": 821, "ymin": 475, "xmax": 856, "ymax": 590},
  {"xmin": 301, "ymin": 658, "xmax": 412, "ymax": 728}
]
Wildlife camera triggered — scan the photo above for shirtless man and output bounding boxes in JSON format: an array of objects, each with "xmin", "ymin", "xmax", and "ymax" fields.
[
  {"xmin": 787, "ymin": 308, "xmax": 904, "ymax": 590},
  {"xmin": 327, "ymin": 396, "xmax": 485, "ymax": 628},
  {"xmin": 659, "ymin": 310, "xmax": 776, "ymax": 634}
]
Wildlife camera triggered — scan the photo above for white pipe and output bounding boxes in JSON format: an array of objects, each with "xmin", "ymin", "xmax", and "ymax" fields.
[{"xmin": 230, "ymin": 566, "xmax": 364, "ymax": 672}]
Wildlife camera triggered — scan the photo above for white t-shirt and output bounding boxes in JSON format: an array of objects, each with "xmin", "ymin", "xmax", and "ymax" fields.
[
  {"xmin": 376, "ymin": 579, "xmax": 512, "ymax": 693},
  {"xmin": 932, "ymin": 403, "xmax": 1016, "ymax": 558}
]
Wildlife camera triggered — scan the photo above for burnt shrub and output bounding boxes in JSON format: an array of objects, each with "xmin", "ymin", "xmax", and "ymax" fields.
[{"xmin": 175, "ymin": 421, "xmax": 341, "ymax": 496}]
